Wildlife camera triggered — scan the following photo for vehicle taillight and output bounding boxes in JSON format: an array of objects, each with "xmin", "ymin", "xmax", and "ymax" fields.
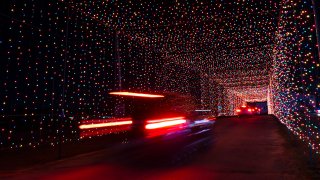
[
  {"xmin": 79, "ymin": 118, "xmax": 133, "ymax": 138},
  {"xmin": 144, "ymin": 117, "xmax": 187, "ymax": 138},
  {"xmin": 145, "ymin": 117, "xmax": 186, "ymax": 129},
  {"xmin": 79, "ymin": 118, "xmax": 132, "ymax": 129},
  {"xmin": 236, "ymin": 109, "xmax": 241, "ymax": 112},
  {"xmin": 109, "ymin": 91, "xmax": 164, "ymax": 98},
  {"xmin": 248, "ymin": 108, "xmax": 252, "ymax": 112}
]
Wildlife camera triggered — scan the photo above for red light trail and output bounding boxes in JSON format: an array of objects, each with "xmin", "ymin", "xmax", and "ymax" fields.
[
  {"xmin": 109, "ymin": 92, "xmax": 164, "ymax": 98},
  {"xmin": 79, "ymin": 119, "xmax": 132, "ymax": 130},
  {"xmin": 145, "ymin": 117, "xmax": 186, "ymax": 129}
]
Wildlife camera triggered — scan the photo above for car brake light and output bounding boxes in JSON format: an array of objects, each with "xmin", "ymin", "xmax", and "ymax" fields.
[
  {"xmin": 145, "ymin": 117, "xmax": 186, "ymax": 129},
  {"xmin": 109, "ymin": 91, "xmax": 164, "ymax": 98},
  {"xmin": 79, "ymin": 118, "xmax": 132, "ymax": 129},
  {"xmin": 248, "ymin": 109, "xmax": 252, "ymax": 112},
  {"xmin": 236, "ymin": 109, "xmax": 241, "ymax": 112}
]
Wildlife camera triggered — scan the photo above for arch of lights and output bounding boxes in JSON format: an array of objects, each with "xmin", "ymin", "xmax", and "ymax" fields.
[{"xmin": 0, "ymin": 0, "xmax": 319, "ymax": 153}]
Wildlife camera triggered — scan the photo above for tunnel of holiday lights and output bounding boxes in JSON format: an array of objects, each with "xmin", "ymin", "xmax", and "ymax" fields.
[{"xmin": 0, "ymin": 0, "xmax": 319, "ymax": 152}]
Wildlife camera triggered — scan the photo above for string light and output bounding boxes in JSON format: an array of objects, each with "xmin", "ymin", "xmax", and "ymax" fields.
[
  {"xmin": 0, "ymin": 0, "xmax": 319, "ymax": 153},
  {"xmin": 270, "ymin": 0, "xmax": 320, "ymax": 152}
]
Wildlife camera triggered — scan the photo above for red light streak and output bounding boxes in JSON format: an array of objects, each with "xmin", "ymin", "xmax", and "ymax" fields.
[
  {"xmin": 79, "ymin": 118, "xmax": 132, "ymax": 138},
  {"xmin": 79, "ymin": 120, "xmax": 132, "ymax": 129},
  {"xmin": 146, "ymin": 116, "xmax": 185, "ymax": 123},
  {"xmin": 206, "ymin": 117, "xmax": 217, "ymax": 121},
  {"xmin": 145, "ymin": 120, "xmax": 186, "ymax": 129},
  {"xmin": 109, "ymin": 91, "xmax": 164, "ymax": 98},
  {"xmin": 145, "ymin": 117, "xmax": 186, "ymax": 129}
]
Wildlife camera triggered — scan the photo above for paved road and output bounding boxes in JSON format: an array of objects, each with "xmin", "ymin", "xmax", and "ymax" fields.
[{"xmin": 6, "ymin": 115, "xmax": 312, "ymax": 179}]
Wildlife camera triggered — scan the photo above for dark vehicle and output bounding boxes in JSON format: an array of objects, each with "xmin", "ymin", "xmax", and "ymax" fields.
[
  {"xmin": 108, "ymin": 92, "xmax": 215, "ymax": 165},
  {"xmin": 236, "ymin": 105, "xmax": 261, "ymax": 116},
  {"xmin": 79, "ymin": 92, "xmax": 215, "ymax": 140},
  {"xmin": 126, "ymin": 92, "xmax": 214, "ymax": 138}
]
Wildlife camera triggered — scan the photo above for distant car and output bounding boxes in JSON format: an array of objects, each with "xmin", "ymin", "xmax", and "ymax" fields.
[
  {"xmin": 235, "ymin": 106, "xmax": 261, "ymax": 116},
  {"xmin": 313, "ymin": 109, "xmax": 320, "ymax": 117}
]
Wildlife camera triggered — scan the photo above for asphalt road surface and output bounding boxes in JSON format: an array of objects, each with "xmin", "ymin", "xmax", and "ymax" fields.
[{"xmin": 5, "ymin": 115, "xmax": 312, "ymax": 179}]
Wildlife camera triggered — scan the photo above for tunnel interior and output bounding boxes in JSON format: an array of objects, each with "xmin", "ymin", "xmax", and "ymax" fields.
[{"xmin": 0, "ymin": 1, "xmax": 319, "ymax": 152}]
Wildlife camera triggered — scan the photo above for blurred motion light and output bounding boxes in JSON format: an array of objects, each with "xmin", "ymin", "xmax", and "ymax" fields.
[
  {"xmin": 109, "ymin": 92, "xmax": 164, "ymax": 98},
  {"xmin": 195, "ymin": 109, "xmax": 212, "ymax": 112},
  {"xmin": 79, "ymin": 120, "xmax": 132, "ymax": 129},
  {"xmin": 145, "ymin": 117, "xmax": 186, "ymax": 129},
  {"xmin": 194, "ymin": 119, "xmax": 210, "ymax": 124}
]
